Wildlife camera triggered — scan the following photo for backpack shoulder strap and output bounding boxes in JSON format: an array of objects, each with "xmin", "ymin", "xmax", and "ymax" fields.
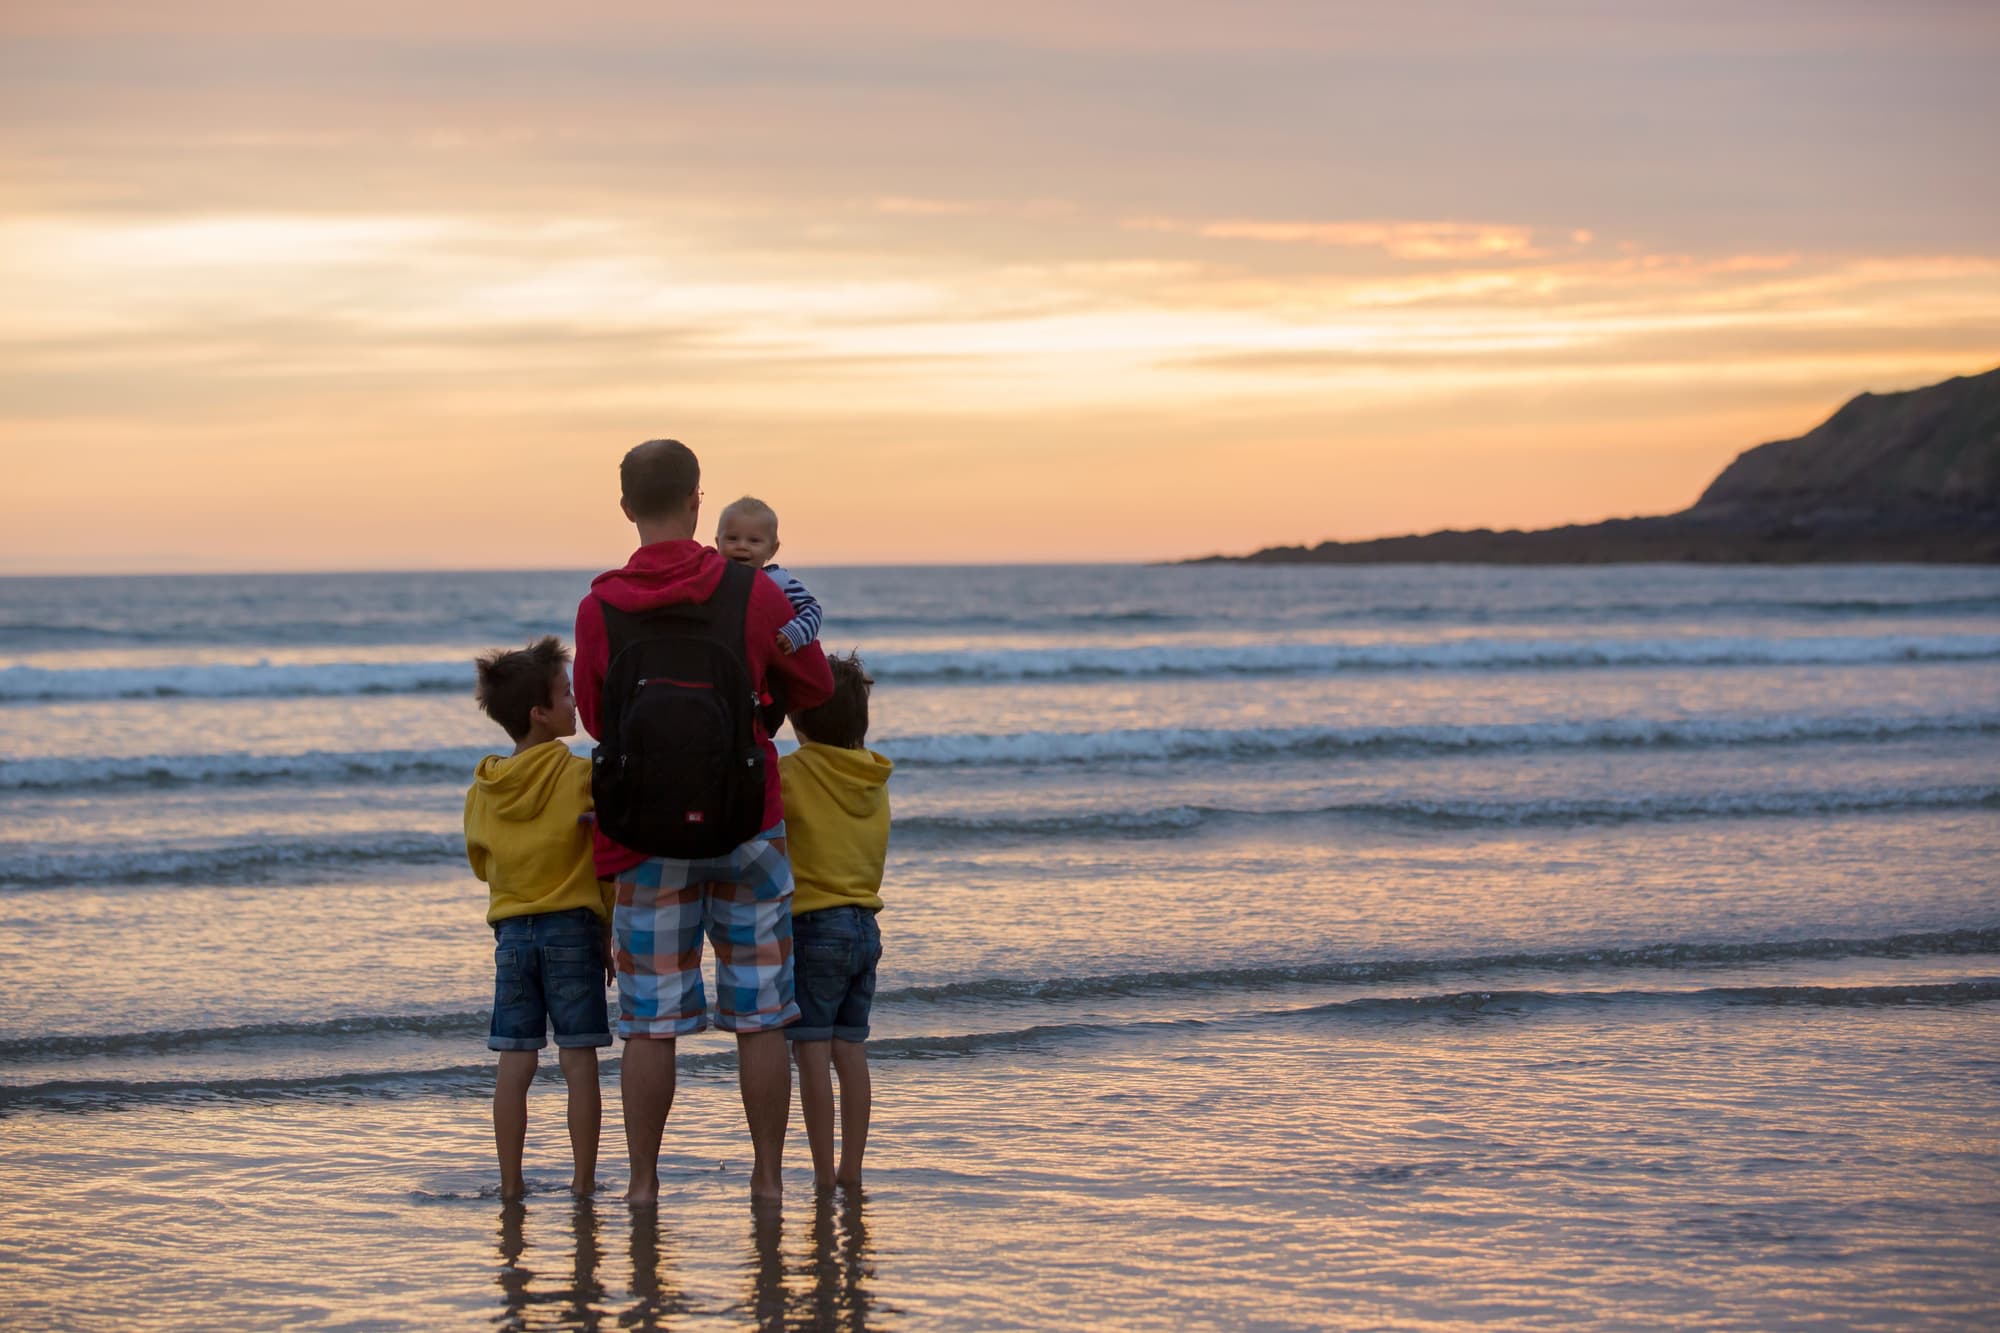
[
  {"xmin": 705, "ymin": 561, "xmax": 755, "ymax": 667},
  {"xmin": 597, "ymin": 562, "xmax": 754, "ymax": 659}
]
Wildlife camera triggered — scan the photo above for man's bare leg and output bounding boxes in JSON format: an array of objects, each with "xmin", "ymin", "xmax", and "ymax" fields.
[
  {"xmin": 830, "ymin": 1039, "xmax": 871, "ymax": 1187},
  {"xmin": 559, "ymin": 1046, "xmax": 602, "ymax": 1196},
  {"xmin": 792, "ymin": 1039, "xmax": 837, "ymax": 1188},
  {"xmin": 737, "ymin": 1029, "xmax": 791, "ymax": 1202},
  {"xmin": 620, "ymin": 1036, "xmax": 676, "ymax": 1206},
  {"xmin": 494, "ymin": 1050, "xmax": 537, "ymax": 1200}
]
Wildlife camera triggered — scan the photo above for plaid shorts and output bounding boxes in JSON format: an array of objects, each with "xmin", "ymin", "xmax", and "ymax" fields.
[{"xmin": 612, "ymin": 823, "xmax": 799, "ymax": 1039}]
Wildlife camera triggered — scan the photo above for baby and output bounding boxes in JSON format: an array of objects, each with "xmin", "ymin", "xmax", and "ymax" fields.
[{"xmin": 716, "ymin": 496, "xmax": 822, "ymax": 657}]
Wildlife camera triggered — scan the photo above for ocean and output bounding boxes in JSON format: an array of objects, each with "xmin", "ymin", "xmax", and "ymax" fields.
[{"xmin": 1, "ymin": 562, "xmax": 1997, "ymax": 1330}]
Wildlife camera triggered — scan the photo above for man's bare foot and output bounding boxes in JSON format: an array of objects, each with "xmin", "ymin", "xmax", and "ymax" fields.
[
  {"xmin": 624, "ymin": 1178, "xmax": 659, "ymax": 1207},
  {"xmin": 571, "ymin": 1176, "xmax": 596, "ymax": 1198},
  {"xmin": 812, "ymin": 1172, "xmax": 836, "ymax": 1191},
  {"xmin": 833, "ymin": 1173, "xmax": 862, "ymax": 1189},
  {"xmin": 500, "ymin": 1176, "xmax": 526, "ymax": 1201}
]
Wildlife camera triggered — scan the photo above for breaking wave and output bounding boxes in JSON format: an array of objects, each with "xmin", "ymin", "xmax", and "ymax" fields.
[{"xmin": 7, "ymin": 632, "xmax": 1998, "ymax": 701}]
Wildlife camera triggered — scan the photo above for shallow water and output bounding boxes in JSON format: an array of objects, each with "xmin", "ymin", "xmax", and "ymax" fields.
[{"xmin": 2, "ymin": 563, "xmax": 1997, "ymax": 1329}]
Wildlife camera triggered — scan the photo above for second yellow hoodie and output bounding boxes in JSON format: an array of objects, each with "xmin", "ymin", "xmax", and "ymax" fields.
[
  {"xmin": 464, "ymin": 741, "xmax": 612, "ymax": 924},
  {"xmin": 779, "ymin": 742, "xmax": 894, "ymax": 916}
]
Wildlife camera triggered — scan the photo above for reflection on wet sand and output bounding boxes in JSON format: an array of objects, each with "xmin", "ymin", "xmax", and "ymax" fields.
[
  {"xmin": 497, "ymin": 1199, "xmax": 619, "ymax": 1331},
  {"xmin": 800, "ymin": 1192, "xmax": 879, "ymax": 1332},
  {"xmin": 743, "ymin": 1192, "xmax": 881, "ymax": 1333},
  {"xmin": 490, "ymin": 1191, "xmax": 878, "ymax": 1330},
  {"xmin": 624, "ymin": 1204, "xmax": 691, "ymax": 1331}
]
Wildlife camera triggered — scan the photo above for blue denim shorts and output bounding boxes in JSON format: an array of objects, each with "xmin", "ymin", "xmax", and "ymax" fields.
[
  {"xmin": 490, "ymin": 908, "xmax": 611, "ymax": 1051},
  {"xmin": 787, "ymin": 906, "xmax": 882, "ymax": 1043}
]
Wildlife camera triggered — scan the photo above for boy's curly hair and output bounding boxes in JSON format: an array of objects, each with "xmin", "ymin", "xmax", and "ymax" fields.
[
  {"xmin": 474, "ymin": 636, "xmax": 569, "ymax": 741},
  {"xmin": 793, "ymin": 651, "xmax": 873, "ymax": 749}
]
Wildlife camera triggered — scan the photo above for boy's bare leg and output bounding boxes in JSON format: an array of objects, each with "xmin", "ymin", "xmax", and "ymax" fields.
[
  {"xmin": 737, "ymin": 1029, "xmax": 791, "ymax": 1202},
  {"xmin": 494, "ymin": 1050, "xmax": 538, "ymax": 1199},
  {"xmin": 792, "ymin": 1039, "xmax": 838, "ymax": 1188},
  {"xmin": 830, "ymin": 1040, "xmax": 871, "ymax": 1187},
  {"xmin": 620, "ymin": 1036, "xmax": 675, "ymax": 1206},
  {"xmin": 559, "ymin": 1046, "xmax": 602, "ymax": 1196}
]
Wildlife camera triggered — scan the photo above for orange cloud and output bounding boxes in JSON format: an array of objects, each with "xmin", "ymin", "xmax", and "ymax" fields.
[{"xmin": 1124, "ymin": 215, "xmax": 1556, "ymax": 260}]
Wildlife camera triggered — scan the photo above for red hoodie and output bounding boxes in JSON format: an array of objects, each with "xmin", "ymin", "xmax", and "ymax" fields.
[{"xmin": 575, "ymin": 540, "xmax": 834, "ymax": 878}]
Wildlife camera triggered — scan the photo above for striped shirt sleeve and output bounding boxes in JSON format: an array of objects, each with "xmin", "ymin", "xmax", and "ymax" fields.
[{"xmin": 762, "ymin": 564, "xmax": 823, "ymax": 651}]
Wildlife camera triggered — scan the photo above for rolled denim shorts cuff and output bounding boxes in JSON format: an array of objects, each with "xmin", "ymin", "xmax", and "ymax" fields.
[
  {"xmin": 553, "ymin": 1031, "xmax": 613, "ymax": 1049},
  {"xmin": 488, "ymin": 1035, "xmax": 546, "ymax": 1052},
  {"xmin": 784, "ymin": 1023, "xmax": 832, "ymax": 1043}
]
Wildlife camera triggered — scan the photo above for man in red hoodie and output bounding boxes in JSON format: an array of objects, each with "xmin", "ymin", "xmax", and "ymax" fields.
[{"xmin": 575, "ymin": 438, "xmax": 834, "ymax": 1205}]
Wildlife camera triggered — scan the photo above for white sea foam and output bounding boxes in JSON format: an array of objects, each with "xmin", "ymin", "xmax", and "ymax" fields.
[
  {"xmin": 873, "ymin": 632, "xmax": 2000, "ymax": 681},
  {"xmin": 7, "ymin": 785, "xmax": 1990, "ymax": 889},
  {"xmin": 881, "ymin": 785, "xmax": 2000, "ymax": 843},
  {"xmin": 3, "ymin": 712, "xmax": 1990, "ymax": 792},
  {"xmin": 5, "ymin": 631, "xmax": 1999, "ymax": 700},
  {"xmin": 0, "ymin": 659, "xmax": 468, "ymax": 701},
  {"xmin": 879, "ymin": 712, "xmax": 2000, "ymax": 766}
]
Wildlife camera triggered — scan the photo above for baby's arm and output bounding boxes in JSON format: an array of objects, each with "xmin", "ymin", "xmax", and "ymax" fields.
[{"xmin": 764, "ymin": 565, "xmax": 822, "ymax": 655}]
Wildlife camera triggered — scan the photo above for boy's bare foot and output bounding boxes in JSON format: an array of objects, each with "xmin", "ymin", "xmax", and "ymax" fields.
[
  {"xmin": 833, "ymin": 1173, "xmax": 862, "ymax": 1189},
  {"xmin": 624, "ymin": 1178, "xmax": 659, "ymax": 1207},
  {"xmin": 571, "ymin": 1176, "xmax": 596, "ymax": 1198},
  {"xmin": 499, "ymin": 1179, "xmax": 526, "ymax": 1201}
]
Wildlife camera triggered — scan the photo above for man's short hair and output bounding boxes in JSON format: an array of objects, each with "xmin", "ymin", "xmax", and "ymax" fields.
[
  {"xmin": 474, "ymin": 635, "xmax": 569, "ymax": 741},
  {"xmin": 793, "ymin": 651, "xmax": 872, "ymax": 749},
  {"xmin": 621, "ymin": 439, "xmax": 701, "ymax": 520}
]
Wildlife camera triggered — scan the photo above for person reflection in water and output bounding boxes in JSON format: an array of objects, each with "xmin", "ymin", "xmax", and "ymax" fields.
[
  {"xmin": 490, "ymin": 1199, "xmax": 614, "ymax": 1330},
  {"xmin": 741, "ymin": 1192, "xmax": 880, "ymax": 1331},
  {"xmin": 623, "ymin": 1205, "xmax": 689, "ymax": 1332}
]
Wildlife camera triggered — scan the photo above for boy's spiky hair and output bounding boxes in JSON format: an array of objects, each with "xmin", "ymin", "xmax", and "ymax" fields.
[
  {"xmin": 474, "ymin": 636, "xmax": 570, "ymax": 741},
  {"xmin": 793, "ymin": 651, "xmax": 872, "ymax": 749}
]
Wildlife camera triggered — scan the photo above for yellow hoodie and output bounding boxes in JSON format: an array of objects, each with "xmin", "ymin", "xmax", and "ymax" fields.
[
  {"xmin": 464, "ymin": 741, "xmax": 612, "ymax": 924},
  {"xmin": 779, "ymin": 743, "xmax": 894, "ymax": 916}
]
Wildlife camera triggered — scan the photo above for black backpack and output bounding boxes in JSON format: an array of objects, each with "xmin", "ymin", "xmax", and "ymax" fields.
[{"xmin": 590, "ymin": 561, "xmax": 767, "ymax": 859}]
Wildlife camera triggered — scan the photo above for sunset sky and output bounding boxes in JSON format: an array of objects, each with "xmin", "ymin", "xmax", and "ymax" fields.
[{"xmin": 3, "ymin": 1, "xmax": 1996, "ymax": 572}]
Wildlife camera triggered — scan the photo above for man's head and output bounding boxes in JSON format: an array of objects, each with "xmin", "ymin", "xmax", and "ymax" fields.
[
  {"xmin": 620, "ymin": 439, "xmax": 702, "ymax": 536},
  {"xmin": 716, "ymin": 496, "xmax": 780, "ymax": 567},
  {"xmin": 791, "ymin": 651, "xmax": 872, "ymax": 749},
  {"xmin": 474, "ymin": 635, "xmax": 576, "ymax": 743}
]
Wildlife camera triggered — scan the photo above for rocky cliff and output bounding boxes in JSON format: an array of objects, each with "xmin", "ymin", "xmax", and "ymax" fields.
[
  {"xmin": 1191, "ymin": 366, "xmax": 2000, "ymax": 565},
  {"xmin": 1695, "ymin": 368, "xmax": 1999, "ymax": 517}
]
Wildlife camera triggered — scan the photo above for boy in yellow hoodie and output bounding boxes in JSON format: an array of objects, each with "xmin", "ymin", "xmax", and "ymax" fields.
[
  {"xmin": 779, "ymin": 652, "xmax": 894, "ymax": 1190},
  {"xmin": 465, "ymin": 636, "xmax": 615, "ymax": 1199}
]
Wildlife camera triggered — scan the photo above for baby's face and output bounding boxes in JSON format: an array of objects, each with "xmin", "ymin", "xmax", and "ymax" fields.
[{"xmin": 717, "ymin": 511, "xmax": 779, "ymax": 566}]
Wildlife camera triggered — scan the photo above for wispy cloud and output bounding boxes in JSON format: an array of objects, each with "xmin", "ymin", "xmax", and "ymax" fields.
[
  {"xmin": 3, "ymin": 2, "xmax": 1997, "ymax": 568},
  {"xmin": 1126, "ymin": 215, "xmax": 1554, "ymax": 261}
]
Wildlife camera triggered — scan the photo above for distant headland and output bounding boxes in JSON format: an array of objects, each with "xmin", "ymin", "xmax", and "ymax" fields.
[{"xmin": 1186, "ymin": 365, "xmax": 2000, "ymax": 565}]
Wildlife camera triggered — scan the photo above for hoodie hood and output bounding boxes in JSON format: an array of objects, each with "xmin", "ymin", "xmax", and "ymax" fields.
[
  {"xmin": 471, "ymin": 740, "xmax": 581, "ymax": 822},
  {"xmin": 785, "ymin": 743, "xmax": 894, "ymax": 819},
  {"xmin": 590, "ymin": 539, "xmax": 726, "ymax": 612}
]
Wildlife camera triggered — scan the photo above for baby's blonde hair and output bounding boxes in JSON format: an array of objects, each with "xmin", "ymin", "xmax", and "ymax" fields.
[{"xmin": 717, "ymin": 495, "xmax": 778, "ymax": 537}]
